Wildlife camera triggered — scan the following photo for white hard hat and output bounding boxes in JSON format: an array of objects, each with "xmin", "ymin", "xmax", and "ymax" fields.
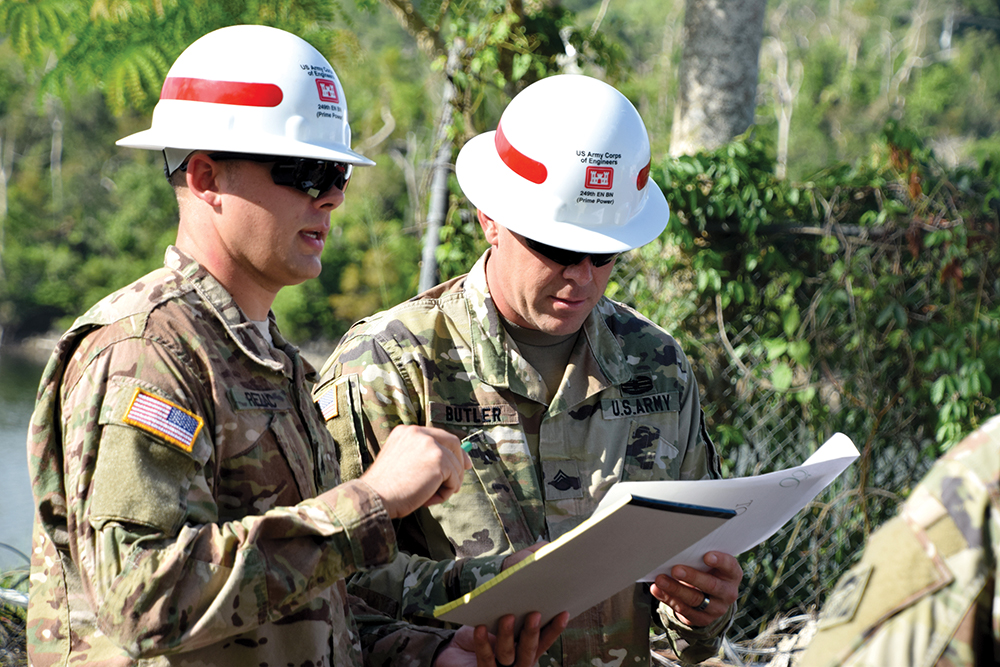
[
  {"xmin": 456, "ymin": 74, "xmax": 668, "ymax": 253},
  {"xmin": 117, "ymin": 24, "xmax": 374, "ymax": 174}
]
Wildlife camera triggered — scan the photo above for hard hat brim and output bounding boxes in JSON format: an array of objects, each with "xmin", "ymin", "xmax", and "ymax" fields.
[
  {"xmin": 456, "ymin": 131, "xmax": 669, "ymax": 254},
  {"xmin": 117, "ymin": 128, "xmax": 376, "ymax": 167}
]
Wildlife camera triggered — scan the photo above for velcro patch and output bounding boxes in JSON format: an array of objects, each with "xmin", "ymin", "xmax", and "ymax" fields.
[
  {"xmin": 316, "ymin": 384, "xmax": 339, "ymax": 420},
  {"xmin": 817, "ymin": 564, "xmax": 873, "ymax": 629},
  {"xmin": 430, "ymin": 402, "xmax": 519, "ymax": 426},
  {"xmin": 123, "ymin": 388, "xmax": 204, "ymax": 453},
  {"xmin": 542, "ymin": 460, "xmax": 584, "ymax": 500},
  {"xmin": 601, "ymin": 391, "xmax": 679, "ymax": 420},
  {"xmin": 228, "ymin": 387, "xmax": 291, "ymax": 411}
]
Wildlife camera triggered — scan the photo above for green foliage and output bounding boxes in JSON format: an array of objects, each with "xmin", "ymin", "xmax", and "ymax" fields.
[
  {"xmin": 0, "ymin": 0, "xmax": 999, "ymax": 647},
  {"xmin": 616, "ymin": 127, "xmax": 999, "ymax": 634},
  {"xmin": 752, "ymin": 0, "xmax": 1000, "ymax": 180},
  {"xmin": 436, "ymin": 182, "xmax": 489, "ymax": 282},
  {"xmin": 0, "ymin": 0, "xmax": 350, "ymax": 115},
  {"xmin": 0, "ymin": 562, "xmax": 27, "ymax": 667},
  {"xmin": 1, "ymin": 132, "xmax": 176, "ymax": 334},
  {"xmin": 658, "ymin": 128, "xmax": 999, "ymax": 452},
  {"xmin": 408, "ymin": 0, "xmax": 625, "ymax": 143}
]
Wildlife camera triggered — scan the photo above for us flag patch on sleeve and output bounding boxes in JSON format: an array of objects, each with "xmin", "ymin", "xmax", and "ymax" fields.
[
  {"xmin": 316, "ymin": 385, "xmax": 339, "ymax": 420},
  {"xmin": 123, "ymin": 388, "xmax": 204, "ymax": 453}
]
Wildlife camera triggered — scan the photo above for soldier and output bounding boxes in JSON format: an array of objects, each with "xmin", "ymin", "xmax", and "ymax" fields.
[
  {"xmin": 800, "ymin": 414, "xmax": 1000, "ymax": 667},
  {"xmin": 315, "ymin": 74, "xmax": 742, "ymax": 666},
  {"xmin": 25, "ymin": 25, "xmax": 564, "ymax": 667}
]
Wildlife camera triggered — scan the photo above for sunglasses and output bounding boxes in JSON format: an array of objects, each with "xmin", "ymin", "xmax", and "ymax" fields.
[
  {"xmin": 523, "ymin": 236, "xmax": 617, "ymax": 267},
  {"xmin": 205, "ymin": 152, "xmax": 352, "ymax": 197}
]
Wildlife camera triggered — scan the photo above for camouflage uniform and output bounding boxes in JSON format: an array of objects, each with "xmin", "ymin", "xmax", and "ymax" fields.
[
  {"xmin": 801, "ymin": 414, "xmax": 1000, "ymax": 667},
  {"xmin": 315, "ymin": 251, "xmax": 733, "ymax": 666},
  {"xmin": 25, "ymin": 246, "xmax": 452, "ymax": 666}
]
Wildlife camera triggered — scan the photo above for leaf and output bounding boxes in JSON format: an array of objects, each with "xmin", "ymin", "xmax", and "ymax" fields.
[
  {"xmin": 782, "ymin": 307, "xmax": 800, "ymax": 337},
  {"xmin": 930, "ymin": 376, "xmax": 947, "ymax": 404},
  {"xmin": 511, "ymin": 52, "xmax": 531, "ymax": 81},
  {"xmin": 819, "ymin": 235, "xmax": 839, "ymax": 254},
  {"xmin": 764, "ymin": 338, "xmax": 788, "ymax": 361},
  {"xmin": 875, "ymin": 303, "xmax": 896, "ymax": 328},
  {"xmin": 787, "ymin": 340, "xmax": 810, "ymax": 366},
  {"xmin": 771, "ymin": 363, "xmax": 793, "ymax": 390}
]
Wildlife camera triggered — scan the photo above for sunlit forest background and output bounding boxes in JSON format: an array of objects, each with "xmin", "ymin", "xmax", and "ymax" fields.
[
  {"xmin": 2, "ymin": 0, "xmax": 999, "ymax": 653},
  {"xmin": 2, "ymin": 0, "xmax": 997, "ymax": 344}
]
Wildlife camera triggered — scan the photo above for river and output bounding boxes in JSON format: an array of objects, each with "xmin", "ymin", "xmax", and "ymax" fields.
[{"xmin": 0, "ymin": 348, "xmax": 44, "ymax": 572}]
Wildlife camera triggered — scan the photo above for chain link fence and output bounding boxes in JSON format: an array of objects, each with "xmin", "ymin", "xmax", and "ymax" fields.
[{"xmin": 608, "ymin": 242, "xmax": 937, "ymax": 656}]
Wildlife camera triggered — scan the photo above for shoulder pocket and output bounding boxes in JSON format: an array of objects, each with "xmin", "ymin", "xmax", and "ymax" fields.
[
  {"xmin": 91, "ymin": 383, "xmax": 201, "ymax": 533},
  {"xmin": 316, "ymin": 373, "xmax": 369, "ymax": 482},
  {"xmin": 807, "ymin": 514, "xmax": 956, "ymax": 663},
  {"xmin": 620, "ymin": 418, "xmax": 682, "ymax": 481}
]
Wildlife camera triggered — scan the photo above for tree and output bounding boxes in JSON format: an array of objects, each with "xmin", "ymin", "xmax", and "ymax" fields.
[
  {"xmin": 373, "ymin": 0, "xmax": 616, "ymax": 287},
  {"xmin": 0, "ymin": 0, "xmax": 353, "ymax": 338},
  {"xmin": 669, "ymin": 0, "xmax": 767, "ymax": 156}
]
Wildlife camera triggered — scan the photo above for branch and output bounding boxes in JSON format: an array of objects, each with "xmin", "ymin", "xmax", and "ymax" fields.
[
  {"xmin": 354, "ymin": 105, "xmax": 396, "ymax": 155},
  {"xmin": 589, "ymin": 0, "xmax": 612, "ymax": 37}
]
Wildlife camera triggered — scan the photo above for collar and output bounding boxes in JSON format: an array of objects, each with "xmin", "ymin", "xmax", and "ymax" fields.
[{"xmin": 165, "ymin": 246, "xmax": 302, "ymax": 378}]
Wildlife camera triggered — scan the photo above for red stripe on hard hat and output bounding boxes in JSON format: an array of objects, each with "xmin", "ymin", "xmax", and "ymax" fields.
[
  {"xmin": 160, "ymin": 77, "xmax": 283, "ymax": 107},
  {"xmin": 637, "ymin": 161, "xmax": 650, "ymax": 190},
  {"xmin": 495, "ymin": 122, "xmax": 547, "ymax": 184}
]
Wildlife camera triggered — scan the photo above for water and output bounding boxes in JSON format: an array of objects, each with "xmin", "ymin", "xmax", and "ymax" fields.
[{"xmin": 0, "ymin": 349, "xmax": 45, "ymax": 571}]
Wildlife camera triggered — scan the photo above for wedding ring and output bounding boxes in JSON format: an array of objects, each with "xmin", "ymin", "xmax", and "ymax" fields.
[{"xmin": 694, "ymin": 595, "xmax": 710, "ymax": 612}]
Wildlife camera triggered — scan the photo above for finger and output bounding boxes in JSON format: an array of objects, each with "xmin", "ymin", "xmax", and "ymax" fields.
[
  {"xmin": 514, "ymin": 612, "xmax": 540, "ymax": 667},
  {"xmin": 421, "ymin": 436, "xmax": 468, "ymax": 507},
  {"xmin": 651, "ymin": 573, "xmax": 712, "ymax": 623},
  {"xmin": 501, "ymin": 542, "xmax": 548, "ymax": 571},
  {"xmin": 671, "ymin": 564, "xmax": 723, "ymax": 599},
  {"xmin": 650, "ymin": 573, "xmax": 690, "ymax": 605},
  {"xmin": 535, "ymin": 611, "xmax": 569, "ymax": 660},
  {"xmin": 672, "ymin": 558, "xmax": 742, "ymax": 609},
  {"xmin": 704, "ymin": 551, "xmax": 743, "ymax": 583},
  {"xmin": 428, "ymin": 450, "xmax": 467, "ymax": 505},
  {"xmin": 665, "ymin": 569, "xmax": 710, "ymax": 611},
  {"xmin": 494, "ymin": 614, "xmax": 517, "ymax": 667},
  {"xmin": 687, "ymin": 590, "xmax": 714, "ymax": 616},
  {"xmin": 472, "ymin": 624, "xmax": 495, "ymax": 667},
  {"xmin": 425, "ymin": 426, "xmax": 467, "ymax": 466}
]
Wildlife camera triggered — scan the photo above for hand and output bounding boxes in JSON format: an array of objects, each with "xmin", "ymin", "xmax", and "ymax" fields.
[
  {"xmin": 650, "ymin": 551, "xmax": 742, "ymax": 627},
  {"xmin": 361, "ymin": 425, "xmax": 472, "ymax": 519},
  {"xmin": 433, "ymin": 611, "xmax": 570, "ymax": 667},
  {"xmin": 501, "ymin": 542, "xmax": 548, "ymax": 571}
]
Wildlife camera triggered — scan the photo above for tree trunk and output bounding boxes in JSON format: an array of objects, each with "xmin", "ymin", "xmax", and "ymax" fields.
[
  {"xmin": 50, "ymin": 112, "xmax": 63, "ymax": 211},
  {"xmin": 766, "ymin": 36, "xmax": 801, "ymax": 180},
  {"xmin": 669, "ymin": 0, "xmax": 767, "ymax": 156},
  {"xmin": 0, "ymin": 134, "xmax": 9, "ymax": 282},
  {"xmin": 418, "ymin": 49, "xmax": 459, "ymax": 292}
]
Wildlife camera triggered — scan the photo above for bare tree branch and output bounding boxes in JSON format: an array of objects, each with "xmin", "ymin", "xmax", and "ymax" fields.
[{"xmin": 378, "ymin": 0, "xmax": 447, "ymax": 57}]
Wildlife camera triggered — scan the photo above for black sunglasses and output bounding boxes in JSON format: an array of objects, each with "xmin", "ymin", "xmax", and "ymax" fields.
[
  {"xmin": 523, "ymin": 236, "xmax": 617, "ymax": 267},
  {"xmin": 205, "ymin": 152, "xmax": 352, "ymax": 197}
]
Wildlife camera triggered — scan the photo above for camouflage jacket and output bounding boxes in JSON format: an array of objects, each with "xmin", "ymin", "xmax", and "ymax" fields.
[
  {"xmin": 25, "ymin": 246, "xmax": 452, "ymax": 667},
  {"xmin": 315, "ymin": 251, "xmax": 733, "ymax": 666},
  {"xmin": 801, "ymin": 414, "xmax": 1000, "ymax": 667}
]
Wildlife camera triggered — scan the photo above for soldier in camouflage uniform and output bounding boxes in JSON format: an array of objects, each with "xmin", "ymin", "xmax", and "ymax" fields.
[
  {"xmin": 316, "ymin": 75, "xmax": 743, "ymax": 666},
  {"xmin": 800, "ymin": 415, "xmax": 1000, "ymax": 667},
  {"xmin": 25, "ymin": 25, "xmax": 564, "ymax": 667}
]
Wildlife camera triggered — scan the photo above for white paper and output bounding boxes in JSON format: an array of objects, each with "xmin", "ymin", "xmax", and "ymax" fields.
[
  {"xmin": 434, "ymin": 496, "xmax": 733, "ymax": 631},
  {"xmin": 594, "ymin": 432, "xmax": 860, "ymax": 581}
]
